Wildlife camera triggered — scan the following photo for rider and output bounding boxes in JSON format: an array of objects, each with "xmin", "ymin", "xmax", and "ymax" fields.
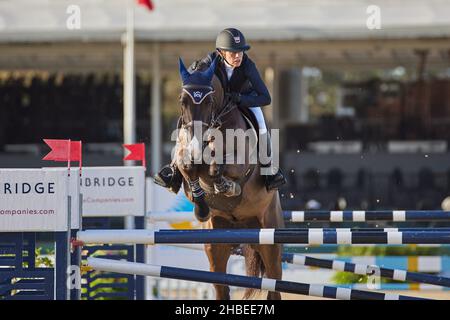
[{"xmin": 154, "ymin": 28, "xmax": 287, "ymax": 193}]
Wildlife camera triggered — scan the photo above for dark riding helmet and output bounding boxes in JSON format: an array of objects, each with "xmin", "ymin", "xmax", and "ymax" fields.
[{"xmin": 215, "ymin": 28, "xmax": 250, "ymax": 52}]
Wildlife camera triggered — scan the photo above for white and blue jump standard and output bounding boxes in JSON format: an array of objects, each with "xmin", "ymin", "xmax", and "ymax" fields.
[
  {"xmin": 0, "ymin": 166, "xmax": 146, "ymax": 300},
  {"xmin": 74, "ymin": 166, "xmax": 147, "ymax": 300},
  {"xmin": 0, "ymin": 169, "xmax": 77, "ymax": 300}
]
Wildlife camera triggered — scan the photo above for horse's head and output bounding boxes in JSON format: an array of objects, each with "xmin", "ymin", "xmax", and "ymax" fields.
[
  {"xmin": 178, "ymin": 57, "xmax": 219, "ymax": 129},
  {"xmin": 178, "ymin": 57, "xmax": 221, "ymax": 163}
]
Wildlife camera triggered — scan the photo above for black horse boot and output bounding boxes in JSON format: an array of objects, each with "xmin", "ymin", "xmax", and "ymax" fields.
[
  {"xmin": 153, "ymin": 164, "xmax": 183, "ymax": 194},
  {"xmin": 259, "ymin": 131, "xmax": 287, "ymax": 191}
]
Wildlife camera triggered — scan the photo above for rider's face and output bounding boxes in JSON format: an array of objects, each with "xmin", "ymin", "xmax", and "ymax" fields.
[{"xmin": 221, "ymin": 50, "xmax": 243, "ymax": 67}]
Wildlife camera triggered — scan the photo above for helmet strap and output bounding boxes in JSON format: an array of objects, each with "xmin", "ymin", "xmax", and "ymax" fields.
[{"xmin": 217, "ymin": 49, "xmax": 235, "ymax": 67}]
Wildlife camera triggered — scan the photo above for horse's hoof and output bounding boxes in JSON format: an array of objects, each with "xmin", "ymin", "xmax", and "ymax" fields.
[
  {"xmin": 224, "ymin": 183, "xmax": 241, "ymax": 197},
  {"xmin": 234, "ymin": 184, "xmax": 241, "ymax": 196},
  {"xmin": 214, "ymin": 180, "xmax": 241, "ymax": 197},
  {"xmin": 194, "ymin": 200, "xmax": 210, "ymax": 222}
]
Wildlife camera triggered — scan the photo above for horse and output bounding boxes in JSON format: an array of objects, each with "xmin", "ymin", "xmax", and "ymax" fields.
[{"xmin": 173, "ymin": 57, "xmax": 284, "ymax": 300}]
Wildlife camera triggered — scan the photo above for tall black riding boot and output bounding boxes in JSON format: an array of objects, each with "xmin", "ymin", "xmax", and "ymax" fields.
[{"xmin": 260, "ymin": 131, "xmax": 287, "ymax": 191}]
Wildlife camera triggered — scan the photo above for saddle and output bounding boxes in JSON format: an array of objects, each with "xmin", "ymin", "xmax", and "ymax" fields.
[{"xmin": 238, "ymin": 105, "xmax": 259, "ymax": 134}]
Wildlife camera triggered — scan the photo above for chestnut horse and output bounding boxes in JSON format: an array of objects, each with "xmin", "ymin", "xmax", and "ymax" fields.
[{"xmin": 173, "ymin": 57, "xmax": 283, "ymax": 300}]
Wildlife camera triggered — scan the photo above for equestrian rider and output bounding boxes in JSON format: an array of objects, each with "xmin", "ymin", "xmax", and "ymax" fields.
[{"xmin": 154, "ymin": 28, "xmax": 287, "ymax": 193}]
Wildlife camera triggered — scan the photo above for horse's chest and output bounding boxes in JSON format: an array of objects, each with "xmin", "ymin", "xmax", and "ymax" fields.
[{"xmin": 209, "ymin": 211, "xmax": 261, "ymax": 228}]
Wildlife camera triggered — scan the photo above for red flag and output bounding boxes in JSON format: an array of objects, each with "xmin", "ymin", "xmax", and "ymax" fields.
[
  {"xmin": 71, "ymin": 141, "xmax": 83, "ymax": 174},
  {"xmin": 70, "ymin": 141, "xmax": 82, "ymax": 162},
  {"xmin": 123, "ymin": 143, "xmax": 146, "ymax": 168},
  {"xmin": 43, "ymin": 139, "xmax": 82, "ymax": 162},
  {"xmin": 43, "ymin": 139, "xmax": 71, "ymax": 161},
  {"xmin": 137, "ymin": 0, "xmax": 154, "ymax": 10},
  {"xmin": 43, "ymin": 139, "xmax": 83, "ymax": 175}
]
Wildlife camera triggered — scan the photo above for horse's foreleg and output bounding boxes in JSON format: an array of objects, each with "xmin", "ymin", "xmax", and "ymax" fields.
[
  {"xmin": 188, "ymin": 177, "xmax": 210, "ymax": 222},
  {"xmin": 179, "ymin": 154, "xmax": 210, "ymax": 222}
]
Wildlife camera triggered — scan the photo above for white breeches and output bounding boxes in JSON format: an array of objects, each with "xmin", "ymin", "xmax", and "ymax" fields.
[{"xmin": 249, "ymin": 106, "xmax": 267, "ymax": 134}]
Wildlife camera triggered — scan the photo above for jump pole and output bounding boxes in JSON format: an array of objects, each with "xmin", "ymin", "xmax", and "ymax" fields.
[
  {"xmin": 87, "ymin": 258, "xmax": 428, "ymax": 300},
  {"xmin": 146, "ymin": 210, "xmax": 450, "ymax": 223},
  {"xmin": 77, "ymin": 229, "xmax": 450, "ymax": 245}
]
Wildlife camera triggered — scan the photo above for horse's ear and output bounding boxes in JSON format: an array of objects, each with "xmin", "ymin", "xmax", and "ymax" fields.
[
  {"xmin": 178, "ymin": 57, "xmax": 190, "ymax": 84},
  {"xmin": 202, "ymin": 56, "xmax": 217, "ymax": 83}
]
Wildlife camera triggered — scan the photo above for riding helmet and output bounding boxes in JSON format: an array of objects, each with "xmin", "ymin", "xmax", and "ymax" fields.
[{"xmin": 215, "ymin": 28, "xmax": 251, "ymax": 52}]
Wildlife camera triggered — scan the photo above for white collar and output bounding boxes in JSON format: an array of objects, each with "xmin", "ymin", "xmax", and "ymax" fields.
[{"xmin": 223, "ymin": 59, "xmax": 234, "ymax": 80}]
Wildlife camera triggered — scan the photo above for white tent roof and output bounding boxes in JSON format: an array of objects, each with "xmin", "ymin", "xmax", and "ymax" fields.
[{"xmin": 0, "ymin": 0, "xmax": 449, "ymax": 42}]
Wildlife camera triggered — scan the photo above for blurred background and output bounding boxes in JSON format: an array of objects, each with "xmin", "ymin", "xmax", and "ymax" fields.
[{"xmin": 1, "ymin": 0, "xmax": 450, "ymax": 211}]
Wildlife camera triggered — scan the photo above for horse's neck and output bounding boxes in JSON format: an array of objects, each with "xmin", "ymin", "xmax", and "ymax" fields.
[{"xmin": 212, "ymin": 78, "xmax": 248, "ymax": 131}]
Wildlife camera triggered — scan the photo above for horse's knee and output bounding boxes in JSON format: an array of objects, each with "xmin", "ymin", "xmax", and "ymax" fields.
[
  {"xmin": 209, "ymin": 163, "xmax": 223, "ymax": 179},
  {"xmin": 181, "ymin": 161, "xmax": 195, "ymax": 173}
]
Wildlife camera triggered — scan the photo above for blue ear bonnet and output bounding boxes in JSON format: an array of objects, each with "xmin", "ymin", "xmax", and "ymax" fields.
[
  {"xmin": 182, "ymin": 86, "xmax": 215, "ymax": 104},
  {"xmin": 179, "ymin": 57, "xmax": 217, "ymax": 104}
]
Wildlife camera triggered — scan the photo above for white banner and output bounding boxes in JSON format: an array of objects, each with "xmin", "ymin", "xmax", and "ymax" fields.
[
  {"xmin": 81, "ymin": 166, "xmax": 145, "ymax": 217},
  {"xmin": 0, "ymin": 169, "xmax": 69, "ymax": 232}
]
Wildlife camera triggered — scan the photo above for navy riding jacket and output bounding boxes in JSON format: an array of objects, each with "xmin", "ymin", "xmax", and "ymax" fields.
[{"xmin": 189, "ymin": 51, "xmax": 272, "ymax": 108}]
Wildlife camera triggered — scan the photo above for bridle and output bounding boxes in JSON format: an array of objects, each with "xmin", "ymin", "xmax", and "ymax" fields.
[{"xmin": 180, "ymin": 83, "xmax": 237, "ymax": 147}]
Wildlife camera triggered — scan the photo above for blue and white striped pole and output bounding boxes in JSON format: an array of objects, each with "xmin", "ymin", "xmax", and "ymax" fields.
[
  {"xmin": 280, "ymin": 253, "xmax": 450, "ymax": 288},
  {"xmin": 168, "ymin": 244, "xmax": 450, "ymax": 288},
  {"xmin": 87, "ymin": 258, "xmax": 428, "ymax": 300},
  {"xmin": 163, "ymin": 227, "xmax": 450, "ymax": 232},
  {"xmin": 147, "ymin": 210, "xmax": 450, "ymax": 223},
  {"xmin": 78, "ymin": 229, "xmax": 450, "ymax": 245},
  {"xmin": 284, "ymin": 210, "xmax": 450, "ymax": 222}
]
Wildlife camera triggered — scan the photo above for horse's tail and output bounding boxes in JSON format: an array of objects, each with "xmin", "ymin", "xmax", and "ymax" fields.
[{"xmin": 242, "ymin": 245, "xmax": 265, "ymax": 300}]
